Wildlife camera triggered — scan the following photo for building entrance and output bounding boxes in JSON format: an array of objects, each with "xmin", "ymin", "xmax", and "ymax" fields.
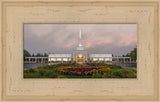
[{"xmin": 75, "ymin": 54, "xmax": 85, "ymax": 64}]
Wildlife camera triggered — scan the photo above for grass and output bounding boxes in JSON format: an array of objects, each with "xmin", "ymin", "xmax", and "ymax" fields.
[{"xmin": 24, "ymin": 63, "xmax": 137, "ymax": 78}]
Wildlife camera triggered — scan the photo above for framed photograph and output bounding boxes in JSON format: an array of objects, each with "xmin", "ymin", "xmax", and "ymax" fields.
[
  {"xmin": 23, "ymin": 23, "xmax": 137, "ymax": 79},
  {"xmin": 0, "ymin": 0, "xmax": 159, "ymax": 102}
]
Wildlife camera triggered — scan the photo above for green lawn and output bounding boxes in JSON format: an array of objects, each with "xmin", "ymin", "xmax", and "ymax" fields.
[{"xmin": 24, "ymin": 63, "xmax": 137, "ymax": 78}]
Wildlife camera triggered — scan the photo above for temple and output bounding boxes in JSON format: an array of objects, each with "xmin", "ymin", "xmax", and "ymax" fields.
[{"xmin": 48, "ymin": 30, "xmax": 113, "ymax": 64}]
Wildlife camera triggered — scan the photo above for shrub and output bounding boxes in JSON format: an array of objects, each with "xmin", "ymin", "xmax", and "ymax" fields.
[
  {"xmin": 48, "ymin": 72, "xmax": 59, "ymax": 78},
  {"xmin": 129, "ymin": 68, "xmax": 137, "ymax": 73},
  {"xmin": 37, "ymin": 66, "xmax": 42, "ymax": 69},
  {"xmin": 43, "ymin": 70, "xmax": 53, "ymax": 77},
  {"xmin": 28, "ymin": 68, "xmax": 36, "ymax": 73},
  {"xmin": 102, "ymin": 73, "xmax": 111, "ymax": 78},
  {"xmin": 109, "ymin": 65, "xmax": 123, "ymax": 69},
  {"xmin": 92, "ymin": 73, "xmax": 103, "ymax": 78},
  {"xmin": 111, "ymin": 69, "xmax": 136, "ymax": 78},
  {"xmin": 42, "ymin": 65, "xmax": 49, "ymax": 69},
  {"xmin": 38, "ymin": 69, "xmax": 47, "ymax": 76},
  {"xmin": 24, "ymin": 73, "xmax": 41, "ymax": 78},
  {"xmin": 24, "ymin": 69, "xmax": 30, "ymax": 73}
]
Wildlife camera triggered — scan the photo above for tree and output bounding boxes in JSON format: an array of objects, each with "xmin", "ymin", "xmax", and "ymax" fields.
[
  {"xmin": 126, "ymin": 53, "xmax": 130, "ymax": 57},
  {"xmin": 129, "ymin": 48, "xmax": 137, "ymax": 61},
  {"xmin": 24, "ymin": 49, "xmax": 31, "ymax": 58},
  {"xmin": 44, "ymin": 53, "xmax": 48, "ymax": 57},
  {"xmin": 31, "ymin": 54, "xmax": 35, "ymax": 57},
  {"xmin": 36, "ymin": 53, "xmax": 43, "ymax": 57},
  {"xmin": 122, "ymin": 47, "xmax": 137, "ymax": 61}
]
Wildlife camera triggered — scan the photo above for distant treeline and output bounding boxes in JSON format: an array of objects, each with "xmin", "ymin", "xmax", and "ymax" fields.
[
  {"xmin": 24, "ymin": 49, "xmax": 52, "ymax": 57},
  {"xmin": 122, "ymin": 48, "xmax": 137, "ymax": 61},
  {"xmin": 112, "ymin": 47, "xmax": 137, "ymax": 61}
]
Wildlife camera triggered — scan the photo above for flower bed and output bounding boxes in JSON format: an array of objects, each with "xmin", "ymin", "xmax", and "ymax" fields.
[
  {"xmin": 60, "ymin": 63, "xmax": 71, "ymax": 66},
  {"xmin": 24, "ymin": 63, "xmax": 137, "ymax": 78},
  {"xmin": 56, "ymin": 66, "xmax": 111, "ymax": 76},
  {"xmin": 67, "ymin": 67, "xmax": 95, "ymax": 73}
]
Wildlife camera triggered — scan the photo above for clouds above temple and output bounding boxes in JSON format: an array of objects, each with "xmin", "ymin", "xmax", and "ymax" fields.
[{"xmin": 24, "ymin": 24, "xmax": 137, "ymax": 56}]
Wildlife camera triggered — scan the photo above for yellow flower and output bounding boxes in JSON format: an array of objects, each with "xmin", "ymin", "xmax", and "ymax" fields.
[
  {"xmin": 77, "ymin": 72, "xmax": 81, "ymax": 75},
  {"xmin": 92, "ymin": 69, "xmax": 96, "ymax": 72},
  {"xmin": 105, "ymin": 67, "xmax": 111, "ymax": 73},
  {"xmin": 85, "ymin": 72, "xmax": 88, "ymax": 75},
  {"xmin": 88, "ymin": 71, "xmax": 91, "ymax": 74}
]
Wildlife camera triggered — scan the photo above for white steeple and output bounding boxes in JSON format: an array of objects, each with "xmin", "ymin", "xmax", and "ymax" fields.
[
  {"xmin": 77, "ymin": 29, "xmax": 84, "ymax": 50},
  {"xmin": 79, "ymin": 29, "xmax": 82, "ymax": 47}
]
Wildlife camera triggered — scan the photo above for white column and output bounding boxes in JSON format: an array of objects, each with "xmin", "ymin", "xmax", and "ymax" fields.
[
  {"xmin": 48, "ymin": 57, "xmax": 51, "ymax": 63},
  {"xmin": 29, "ymin": 58, "xmax": 31, "ymax": 63},
  {"xmin": 61, "ymin": 58, "xmax": 63, "ymax": 63},
  {"xmin": 35, "ymin": 58, "xmax": 37, "ymax": 63},
  {"xmin": 117, "ymin": 58, "xmax": 119, "ymax": 62},
  {"xmin": 41, "ymin": 58, "xmax": 43, "ymax": 63},
  {"xmin": 130, "ymin": 58, "xmax": 131, "ymax": 63}
]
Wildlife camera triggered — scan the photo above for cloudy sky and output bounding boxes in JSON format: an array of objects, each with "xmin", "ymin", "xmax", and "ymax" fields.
[{"xmin": 24, "ymin": 24, "xmax": 137, "ymax": 56}]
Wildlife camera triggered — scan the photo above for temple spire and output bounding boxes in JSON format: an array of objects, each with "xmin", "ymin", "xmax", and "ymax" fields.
[
  {"xmin": 77, "ymin": 29, "xmax": 84, "ymax": 50},
  {"xmin": 79, "ymin": 29, "xmax": 82, "ymax": 47}
]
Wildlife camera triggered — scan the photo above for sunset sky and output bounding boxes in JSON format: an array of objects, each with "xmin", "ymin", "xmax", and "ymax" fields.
[{"xmin": 24, "ymin": 24, "xmax": 137, "ymax": 56}]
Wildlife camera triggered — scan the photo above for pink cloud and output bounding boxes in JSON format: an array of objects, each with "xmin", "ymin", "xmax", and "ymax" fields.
[
  {"xmin": 85, "ymin": 42, "xmax": 94, "ymax": 48},
  {"xmin": 85, "ymin": 37, "xmax": 113, "ymax": 48},
  {"xmin": 97, "ymin": 39, "xmax": 113, "ymax": 45},
  {"xmin": 65, "ymin": 42, "xmax": 74, "ymax": 48},
  {"xmin": 118, "ymin": 34, "xmax": 137, "ymax": 46}
]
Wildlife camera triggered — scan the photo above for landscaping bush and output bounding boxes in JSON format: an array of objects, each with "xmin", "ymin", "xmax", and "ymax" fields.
[
  {"xmin": 129, "ymin": 68, "xmax": 137, "ymax": 73},
  {"xmin": 41, "ymin": 65, "xmax": 48, "ymax": 69},
  {"xmin": 92, "ymin": 73, "xmax": 103, "ymax": 78},
  {"xmin": 27, "ymin": 68, "xmax": 36, "ymax": 73},
  {"xmin": 102, "ymin": 73, "xmax": 111, "ymax": 78},
  {"xmin": 47, "ymin": 72, "xmax": 59, "ymax": 78},
  {"xmin": 24, "ymin": 69, "xmax": 30, "ymax": 73},
  {"xmin": 109, "ymin": 65, "xmax": 123, "ymax": 69},
  {"xmin": 43, "ymin": 70, "xmax": 53, "ymax": 77},
  {"xmin": 24, "ymin": 73, "xmax": 41, "ymax": 78},
  {"xmin": 38, "ymin": 68, "xmax": 47, "ymax": 76},
  {"xmin": 111, "ymin": 69, "xmax": 136, "ymax": 78}
]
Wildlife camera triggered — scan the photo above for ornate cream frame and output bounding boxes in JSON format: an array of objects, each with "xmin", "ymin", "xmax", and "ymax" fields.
[{"xmin": 0, "ymin": 0, "xmax": 159, "ymax": 101}]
